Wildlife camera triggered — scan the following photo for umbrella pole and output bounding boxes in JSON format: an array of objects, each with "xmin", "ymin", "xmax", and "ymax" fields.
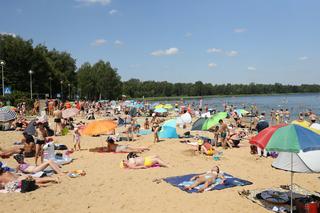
[{"xmin": 290, "ymin": 152, "xmax": 293, "ymax": 213}]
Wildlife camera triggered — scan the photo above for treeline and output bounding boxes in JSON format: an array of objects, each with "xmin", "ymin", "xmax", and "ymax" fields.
[
  {"xmin": 0, "ymin": 34, "xmax": 77, "ymax": 98},
  {"xmin": 1, "ymin": 34, "xmax": 320, "ymax": 100},
  {"xmin": 122, "ymin": 79, "xmax": 320, "ymax": 98}
]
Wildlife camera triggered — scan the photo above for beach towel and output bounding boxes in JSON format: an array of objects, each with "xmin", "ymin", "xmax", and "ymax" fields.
[{"xmin": 164, "ymin": 173, "xmax": 252, "ymax": 193}]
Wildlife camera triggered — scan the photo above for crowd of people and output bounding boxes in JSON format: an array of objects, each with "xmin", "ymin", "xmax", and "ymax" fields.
[{"xmin": 1, "ymin": 97, "xmax": 319, "ymax": 193}]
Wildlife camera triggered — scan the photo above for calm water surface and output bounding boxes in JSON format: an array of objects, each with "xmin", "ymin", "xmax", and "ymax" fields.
[{"xmin": 160, "ymin": 93, "xmax": 320, "ymax": 119}]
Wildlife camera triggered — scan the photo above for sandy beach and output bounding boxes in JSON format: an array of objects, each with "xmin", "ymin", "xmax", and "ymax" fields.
[{"xmin": 1, "ymin": 116, "xmax": 319, "ymax": 213}]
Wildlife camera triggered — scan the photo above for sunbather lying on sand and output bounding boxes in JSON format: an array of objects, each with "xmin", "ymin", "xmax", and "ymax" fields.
[
  {"xmin": 14, "ymin": 154, "xmax": 62, "ymax": 175},
  {"xmin": 0, "ymin": 168, "xmax": 60, "ymax": 190},
  {"xmin": 122, "ymin": 155, "xmax": 170, "ymax": 169},
  {"xmin": 90, "ymin": 137, "xmax": 150, "ymax": 153},
  {"xmin": 184, "ymin": 166, "xmax": 225, "ymax": 193}
]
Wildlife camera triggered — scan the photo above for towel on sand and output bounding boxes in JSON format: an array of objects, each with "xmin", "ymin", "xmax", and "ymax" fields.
[{"xmin": 164, "ymin": 173, "xmax": 252, "ymax": 193}]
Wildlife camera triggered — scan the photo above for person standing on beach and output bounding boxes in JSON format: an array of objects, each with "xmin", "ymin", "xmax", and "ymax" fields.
[
  {"xmin": 284, "ymin": 109, "xmax": 290, "ymax": 123},
  {"xmin": 53, "ymin": 107, "xmax": 63, "ymax": 136},
  {"xmin": 218, "ymin": 119, "xmax": 232, "ymax": 149},
  {"xmin": 34, "ymin": 122, "xmax": 48, "ymax": 165},
  {"xmin": 151, "ymin": 114, "xmax": 161, "ymax": 143}
]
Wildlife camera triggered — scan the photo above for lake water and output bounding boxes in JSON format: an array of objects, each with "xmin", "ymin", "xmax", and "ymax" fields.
[{"xmin": 161, "ymin": 93, "xmax": 320, "ymax": 119}]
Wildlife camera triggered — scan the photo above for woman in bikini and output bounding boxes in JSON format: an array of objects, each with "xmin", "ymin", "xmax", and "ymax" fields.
[
  {"xmin": 14, "ymin": 154, "xmax": 62, "ymax": 174},
  {"xmin": 151, "ymin": 114, "xmax": 161, "ymax": 143},
  {"xmin": 185, "ymin": 166, "xmax": 225, "ymax": 193},
  {"xmin": 121, "ymin": 155, "xmax": 170, "ymax": 169}
]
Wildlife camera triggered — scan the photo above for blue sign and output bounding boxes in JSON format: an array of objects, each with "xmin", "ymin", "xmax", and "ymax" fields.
[{"xmin": 4, "ymin": 87, "xmax": 12, "ymax": 94}]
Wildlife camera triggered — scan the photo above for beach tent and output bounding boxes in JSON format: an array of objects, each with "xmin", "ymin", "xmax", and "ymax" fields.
[
  {"xmin": 272, "ymin": 150, "xmax": 320, "ymax": 173},
  {"xmin": 158, "ymin": 119, "xmax": 179, "ymax": 139},
  {"xmin": 191, "ymin": 118, "xmax": 207, "ymax": 131}
]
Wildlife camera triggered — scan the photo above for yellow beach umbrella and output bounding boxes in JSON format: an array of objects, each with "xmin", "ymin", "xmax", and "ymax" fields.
[
  {"xmin": 155, "ymin": 104, "xmax": 164, "ymax": 109},
  {"xmin": 164, "ymin": 104, "xmax": 173, "ymax": 109}
]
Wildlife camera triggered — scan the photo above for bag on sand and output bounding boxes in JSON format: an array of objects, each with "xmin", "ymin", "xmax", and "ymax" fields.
[
  {"xmin": 250, "ymin": 145, "xmax": 257, "ymax": 155},
  {"xmin": 20, "ymin": 177, "xmax": 38, "ymax": 193}
]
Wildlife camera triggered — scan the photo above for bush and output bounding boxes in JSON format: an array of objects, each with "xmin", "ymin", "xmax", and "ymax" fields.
[{"xmin": 0, "ymin": 91, "xmax": 33, "ymax": 108}]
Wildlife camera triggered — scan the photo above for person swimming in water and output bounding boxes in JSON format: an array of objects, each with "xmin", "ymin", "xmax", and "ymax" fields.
[{"xmin": 184, "ymin": 166, "xmax": 225, "ymax": 193}]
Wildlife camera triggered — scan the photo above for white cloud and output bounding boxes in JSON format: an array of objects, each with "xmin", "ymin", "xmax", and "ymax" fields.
[
  {"xmin": 225, "ymin": 50, "xmax": 239, "ymax": 57},
  {"xmin": 114, "ymin": 40, "xmax": 124, "ymax": 46},
  {"xmin": 247, "ymin": 66, "xmax": 256, "ymax": 71},
  {"xmin": 207, "ymin": 48, "xmax": 222, "ymax": 53},
  {"xmin": 109, "ymin": 9, "xmax": 118, "ymax": 15},
  {"xmin": 150, "ymin": 47, "xmax": 179, "ymax": 56},
  {"xmin": 185, "ymin": 32, "xmax": 192, "ymax": 37},
  {"xmin": 208, "ymin": 63, "xmax": 217, "ymax": 69},
  {"xmin": 91, "ymin": 39, "xmax": 107, "ymax": 46},
  {"xmin": 234, "ymin": 28, "xmax": 247, "ymax": 33},
  {"xmin": 299, "ymin": 56, "xmax": 308, "ymax": 61},
  {"xmin": 76, "ymin": 0, "xmax": 111, "ymax": 6},
  {"xmin": 0, "ymin": 32, "xmax": 16, "ymax": 37}
]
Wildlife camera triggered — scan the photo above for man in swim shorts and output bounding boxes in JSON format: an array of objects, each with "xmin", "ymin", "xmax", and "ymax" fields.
[{"xmin": 218, "ymin": 119, "xmax": 232, "ymax": 149}]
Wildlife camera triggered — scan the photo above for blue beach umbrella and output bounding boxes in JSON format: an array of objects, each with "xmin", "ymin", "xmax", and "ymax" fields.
[{"xmin": 154, "ymin": 108, "xmax": 167, "ymax": 113}]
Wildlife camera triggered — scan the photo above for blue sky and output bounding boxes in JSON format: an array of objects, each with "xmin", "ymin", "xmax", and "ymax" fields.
[{"xmin": 1, "ymin": 0, "xmax": 320, "ymax": 84}]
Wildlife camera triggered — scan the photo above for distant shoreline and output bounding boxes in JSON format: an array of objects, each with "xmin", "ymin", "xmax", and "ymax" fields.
[{"xmin": 143, "ymin": 92, "xmax": 320, "ymax": 101}]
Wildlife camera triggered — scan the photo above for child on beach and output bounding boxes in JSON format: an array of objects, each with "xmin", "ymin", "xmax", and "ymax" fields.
[
  {"xmin": 144, "ymin": 118, "xmax": 150, "ymax": 129},
  {"xmin": 73, "ymin": 123, "xmax": 82, "ymax": 151}
]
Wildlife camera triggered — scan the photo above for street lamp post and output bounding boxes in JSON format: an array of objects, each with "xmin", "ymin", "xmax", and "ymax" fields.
[
  {"xmin": 0, "ymin": 60, "xmax": 5, "ymax": 97},
  {"xmin": 68, "ymin": 83, "xmax": 71, "ymax": 100},
  {"xmin": 49, "ymin": 77, "xmax": 52, "ymax": 98},
  {"xmin": 60, "ymin": 80, "xmax": 63, "ymax": 99},
  {"xmin": 29, "ymin": 70, "xmax": 33, "ymax": 100}
]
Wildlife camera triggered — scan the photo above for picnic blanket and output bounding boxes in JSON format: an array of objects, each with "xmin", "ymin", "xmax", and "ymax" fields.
[{"xmin": 164, "ymin": 172, "xmax": 252, "ymax": 193}]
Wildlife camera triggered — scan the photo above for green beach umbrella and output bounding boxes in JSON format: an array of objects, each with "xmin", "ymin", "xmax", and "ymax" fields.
[
  {"xmin": 201, "ymin": 112, "xmax": 228, "ymax": 131},
  {"xmin": 266, "ymin": 124, "xmax": 320, "ymax": 153}
]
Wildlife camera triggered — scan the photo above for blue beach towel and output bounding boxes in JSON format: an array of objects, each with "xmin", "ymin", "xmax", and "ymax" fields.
[{"xmin": 163, "ymin": 173, "xmax": 252, "ymax": 193}]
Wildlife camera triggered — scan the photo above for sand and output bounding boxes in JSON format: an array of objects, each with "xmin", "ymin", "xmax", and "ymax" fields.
[{"xmin": 0, "ymin": 117, "xmax": 319, "ymax": 213}]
